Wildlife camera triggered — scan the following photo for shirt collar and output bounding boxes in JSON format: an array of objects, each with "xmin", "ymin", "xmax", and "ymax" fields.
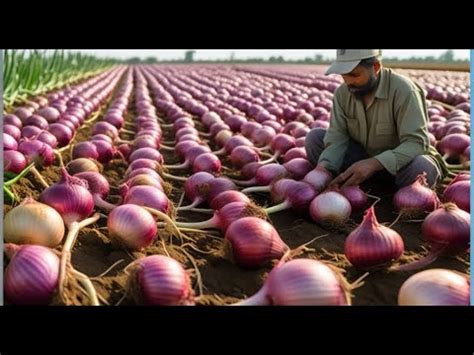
[{"xmin": 374, "ymin": 67, "xmax": 389, "ymax": 99}]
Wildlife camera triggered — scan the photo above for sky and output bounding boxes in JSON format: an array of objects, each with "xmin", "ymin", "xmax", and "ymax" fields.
[{"xmin": 73, "ymin": 49, "xmax": 470, "ymax": 61}]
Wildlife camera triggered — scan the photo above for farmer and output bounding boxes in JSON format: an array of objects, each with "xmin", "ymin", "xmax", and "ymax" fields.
[{"xmin": 306, "ymin": 49, "xmax": 447, "ymax": 189}]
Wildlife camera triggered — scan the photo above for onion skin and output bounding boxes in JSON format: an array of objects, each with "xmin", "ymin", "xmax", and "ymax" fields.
[
  {"xmin": 225, "ymin": 217, "xmax": 289, "ymax": 269},
  {"xmin": 310, "ymin": 191, "xmax": 352, "ymax": 226},
  {"xmin": 303, "ymin": 167, "xmax": 332, "ymax": 193},
  {"xmin": 236, "ymin": 258, "xmax": 352, "ymax": 305},
  {"xmin": 107, "ymin": 205, "xmax": 157, "ymax": 250},
  {"xmin": 391, "ymin": 203, "xmax": 470, "ymax": 272},
  {"xmin": 344, "ymin": 207, "xmax": 404, "ymax": 269},
  {"xmin": 4, "ymin": 244, "xmax": 60, "ymax": 305},
  {"xmin": 129, "ymin": 255, "xmax": 195, "ymax": 305},
  {"xmin": 210, "ymin": 191, "xmax": 251, "ymax": 211},
  {"xmin": 398, "ymin": 269, "xmax": 469, "ymax": 305},
  {"xmin": 443, "ymin": 181, "xmax": 470, "ymax": 212},
  {"xmin": 4, "ymin": 198, "xmax": 65, "ymax": 248},
  {"xmin": 4, "ymin": 150, "xmax": 27, "ymax": 174},
  {"xmin": 340, "ymin": 186, "xmax": 367, "ymax": 213},
  {"xmin": 421, "ymin": 203, "xmax": 470, "ymax": 253},
  {"xmin": 393, "ymin": 173, "xmax": 439, "ymax": 217},
  {"xmin": 39, "ymin": 168, "xmax": 94, "ymax": 227}
]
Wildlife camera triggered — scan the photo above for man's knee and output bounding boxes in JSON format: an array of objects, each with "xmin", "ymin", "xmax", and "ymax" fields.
[
  {"xmin": 305, "ymin": 128, "xmax": 327, "ymax": 166},
  {"xmin": 396, "ymin": 155, "xmax": 442, "ymax": 187},
  {"xmin": 306, "ymin": 128, "xmax": 326, "ymax": 146}
]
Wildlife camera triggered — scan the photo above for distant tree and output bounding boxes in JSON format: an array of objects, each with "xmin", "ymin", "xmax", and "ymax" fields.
[
  {"xmin": 439, "ymin": 50, "xmax": 455, "ymax": 62},
  {"xmin": 145, "ymin": 57, "xmax": 157, "ymax": 64},
  {"xmin": 185, "ymin": 50, "xmax": 196, "ymax": 62},
  {"xmin": 125, "ymin": 57, "xmax": 142, "ymax": 64},
  {"xmin": 230, "ymin": 52, "xmax": 235, "ymax": 61}
]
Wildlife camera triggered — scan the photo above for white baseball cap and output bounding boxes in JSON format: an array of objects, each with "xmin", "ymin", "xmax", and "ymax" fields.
[{"xmin": 325, "ymin": 49, "xmax": 382, "ymax": 75}]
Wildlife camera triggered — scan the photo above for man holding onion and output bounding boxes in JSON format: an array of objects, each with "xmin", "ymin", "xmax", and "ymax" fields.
[{"xmin": 306, "ymin": 49, "xmax": 447, "ymax": 188}]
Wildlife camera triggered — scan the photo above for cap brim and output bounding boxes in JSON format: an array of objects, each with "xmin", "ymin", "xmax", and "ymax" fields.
[{"xmin": 325, "ymin": 60, "xmax": 361, "ymax": 75}]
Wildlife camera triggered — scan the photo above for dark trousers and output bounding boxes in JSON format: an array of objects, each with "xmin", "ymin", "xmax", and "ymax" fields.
[{"xmin": 305, "ymin": 128, "xmax": 442, "ymax": 187}]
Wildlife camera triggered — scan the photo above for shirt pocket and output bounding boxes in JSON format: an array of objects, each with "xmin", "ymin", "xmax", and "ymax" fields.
[{"xmin": 376, "ymin": 122, "xmax": 395, "ymax": 135}]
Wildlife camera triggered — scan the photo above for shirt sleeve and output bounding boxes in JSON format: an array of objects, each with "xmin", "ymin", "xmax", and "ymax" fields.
[
  {"xmin": 374, "ymin": 88, "xmax": 430, "ymax": 175},
  {"xmin": 317, "ymin": 89, "xmax": 350, "ymax": 173}
]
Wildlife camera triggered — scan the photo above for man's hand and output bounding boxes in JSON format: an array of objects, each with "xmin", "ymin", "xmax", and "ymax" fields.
[{"xmin": 329, "ymin": 158, "xmax": 384, "ymax": 188}]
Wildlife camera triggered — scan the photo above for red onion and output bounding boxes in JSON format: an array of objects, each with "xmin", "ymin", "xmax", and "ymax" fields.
[
  {"xmin": 92, "ymin": 121, "xmax": 119, "ymax": 139},
  {"xmin": 117, "ymin": 143, "xmax": 132, "ymax": 160},
  {"xmin": 39, "ymin": 168, "xmax": 94, "ymax": 227},
  {"xmin": 310, "ymin": 191, "xmax": 352, "ymax": 226},
  {"xmin": 4, "ymin": 114, "xmax": 23, "ymax": 128},
  {"xmin": 92, "ymin": 140, "xmax": 115, "ymax": 164},
  {"xmin": 393, "ymin": 173, "xmax": 439, "ymax": 217},
  {"xmin": 104, "ymin": 112, "xmax": 124, "ymax": 129},
  {"xmin": 215, "ymin": 135, "xmax": 253, "ymax": 156},
  {"xmin": 4, "ymin": 244, "xmax": 59, "ymax": 305},
  {"xmin": 174, "ymin": 140, "xmax": 200, "ymax": 160},
  {"xmin": 303, "ymin": 167, "xmax": 333, "ymax": 193},
  {"xmin": 234, "ymin": 163, "xmax": 288, "ymax": 187},
  {"xmin": 392, "ymin": 203, "xmax": 470, "ymax": 271},
  {"xmin": 121, "ymin": 175, "xmax": 162, "ymax": 194},
  {"xmin": 225, "ymin": 217, "xmax": 289, "ymax": 269},
  {"xmin": 214, "ymin": 130, "xmax": 233, "ymax": 147},
  {"xmin": 37, "ymin": 106, "xmax": 60, "ymax": 123},
  {"xmin": 128, "ymin": 255, "xmax": 194, "ymax": 305},
  {"xmin": 165, "ymin": 145, "xmax": 210, "ymax": 170},
  {"xmin": 230, "ymin": 146, "xmax": 260, "ymax": 168},
  {"xmin": 192, "ymin": 153, "xmax": 222, "ymax": 174},
  {"xmin": 92, "ymin": 134, "xmax": 114, "ymax": 144},
  {"xmin": 241, "ymin": 121, "xmax": 262, "ymax": 138},
  {"xmin": 344, "ymin": 206, "xmax": 404, "ymax": 269},
  {"xmin": 225, "ymin": 114, "xmax": 247, "ymax": 132},
  {"xmin": 178, "ymin": 172, "xmax": 215, "ymax": 210},
  {"xmin": 72, "ymin": 142, "xmax": 99, "ymax": 161},
  {"xmin": 265, "ymin": 181, "xmax": 317, "ymax": 214},
  {"xmin": 251, "ymin": 126, "xmax": 276, "ymax": 147},
  {"xmin": 282, "ymin": 147, "xmax": 307, "ymax": 163},
  {"xmin": 129, "ymin": 148, "xmax": 164, "ymax": 164},
  {"xmin": 340, "ymin": 186, "xmax": 368, "ymax": 213},
  {"xmin": 443, "ymin": 181, "xmax": 470, "ymax": 212},
  {"xmin": 21, "ymin": 125, "xmax": 42, "ymax": 139},
  {"xmin": 14, "ymin": 106, "xmax": 34, "ymax": 121},
  {"xmin": 66, "ymin": 158, "xmax": 100, "ymax": 175},
  {"xmin": 36, "ymin": 131, "xmax": 58, "ymax": 148},
  {"xmin": 124, "ymin": 185, "xmax": 170, "ymax": 214},
  {"xmin": 240, "ymin": 162, "xmax": 263, "ymax": 179},
  {"xmin": 18, "ymin": 139, "xmax": 55, "ymax": 167},
  {"xmin": 107, "ymin": 204, "xmax": 157, "ymax": 250},
  {"xmin": 437, "ymin": 133, "xmax": 470, "ymax": 160},
  {"xmin": 4, "ymin": 150, "xmax": 27, "ymax": 174},
  {"xmin": 48, "ymin": 123, "xmax": 73, "ymax": 148},
  {"xmin": 398, "ymin": 269, "xmax": 469, "ymax": 305},
  {"xmin": 448, "ymin": 172, "xmax": 470, "ymax": 185},
  {"xmin": 74, "ymin": 172, "xmax": 117, "ymax": 211},
  {"xmin": 236, "ymin": 258, "xmax": 354, "ymax": 305},
  {"xmin": 258, "ymin": 133, "xmax": 296, "ymax": 164},
  {"xmin": 57, "ymin": 118, "xmax": 76, "ymax": 131},
  {"xmin": 282, "ymin": 158, "xmax": 312, "ymax": 180},
  {"xmin": 24, "ymin": 115, "xmax": 49, "ymax": 130},
  {"xmin": 4, "ymin": 124, "xmax": 22, "ymax": 141},
  {"xmin": 176, "ymin": 201, "xmax": 266, "ymax": 232},
  {"xmin": 206, "ymin": 177, "xmax": 238, "ymax": 202},
  {"xmin": 210, "ymin": 191, "xmax": 251, "ymax": 211},
  {"xmin": 4, "ymin": 133, "xmax": 18, "ymax": 151}
]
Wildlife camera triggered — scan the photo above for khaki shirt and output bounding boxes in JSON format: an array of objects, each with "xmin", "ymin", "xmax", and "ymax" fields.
[{"xmin": 319, "ymin": 67, "xmax": 444, "ymax": 176}]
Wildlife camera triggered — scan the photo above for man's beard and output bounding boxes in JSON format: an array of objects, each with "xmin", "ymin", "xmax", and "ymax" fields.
[{"xmin": 348, "ymin": 71, "xmax": 379, "ymax": 97}]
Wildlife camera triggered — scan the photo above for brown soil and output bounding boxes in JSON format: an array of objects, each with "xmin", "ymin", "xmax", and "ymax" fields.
[{"xmin": 4, "ymin": 102, "xmax": 469, "ymax": 307}]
